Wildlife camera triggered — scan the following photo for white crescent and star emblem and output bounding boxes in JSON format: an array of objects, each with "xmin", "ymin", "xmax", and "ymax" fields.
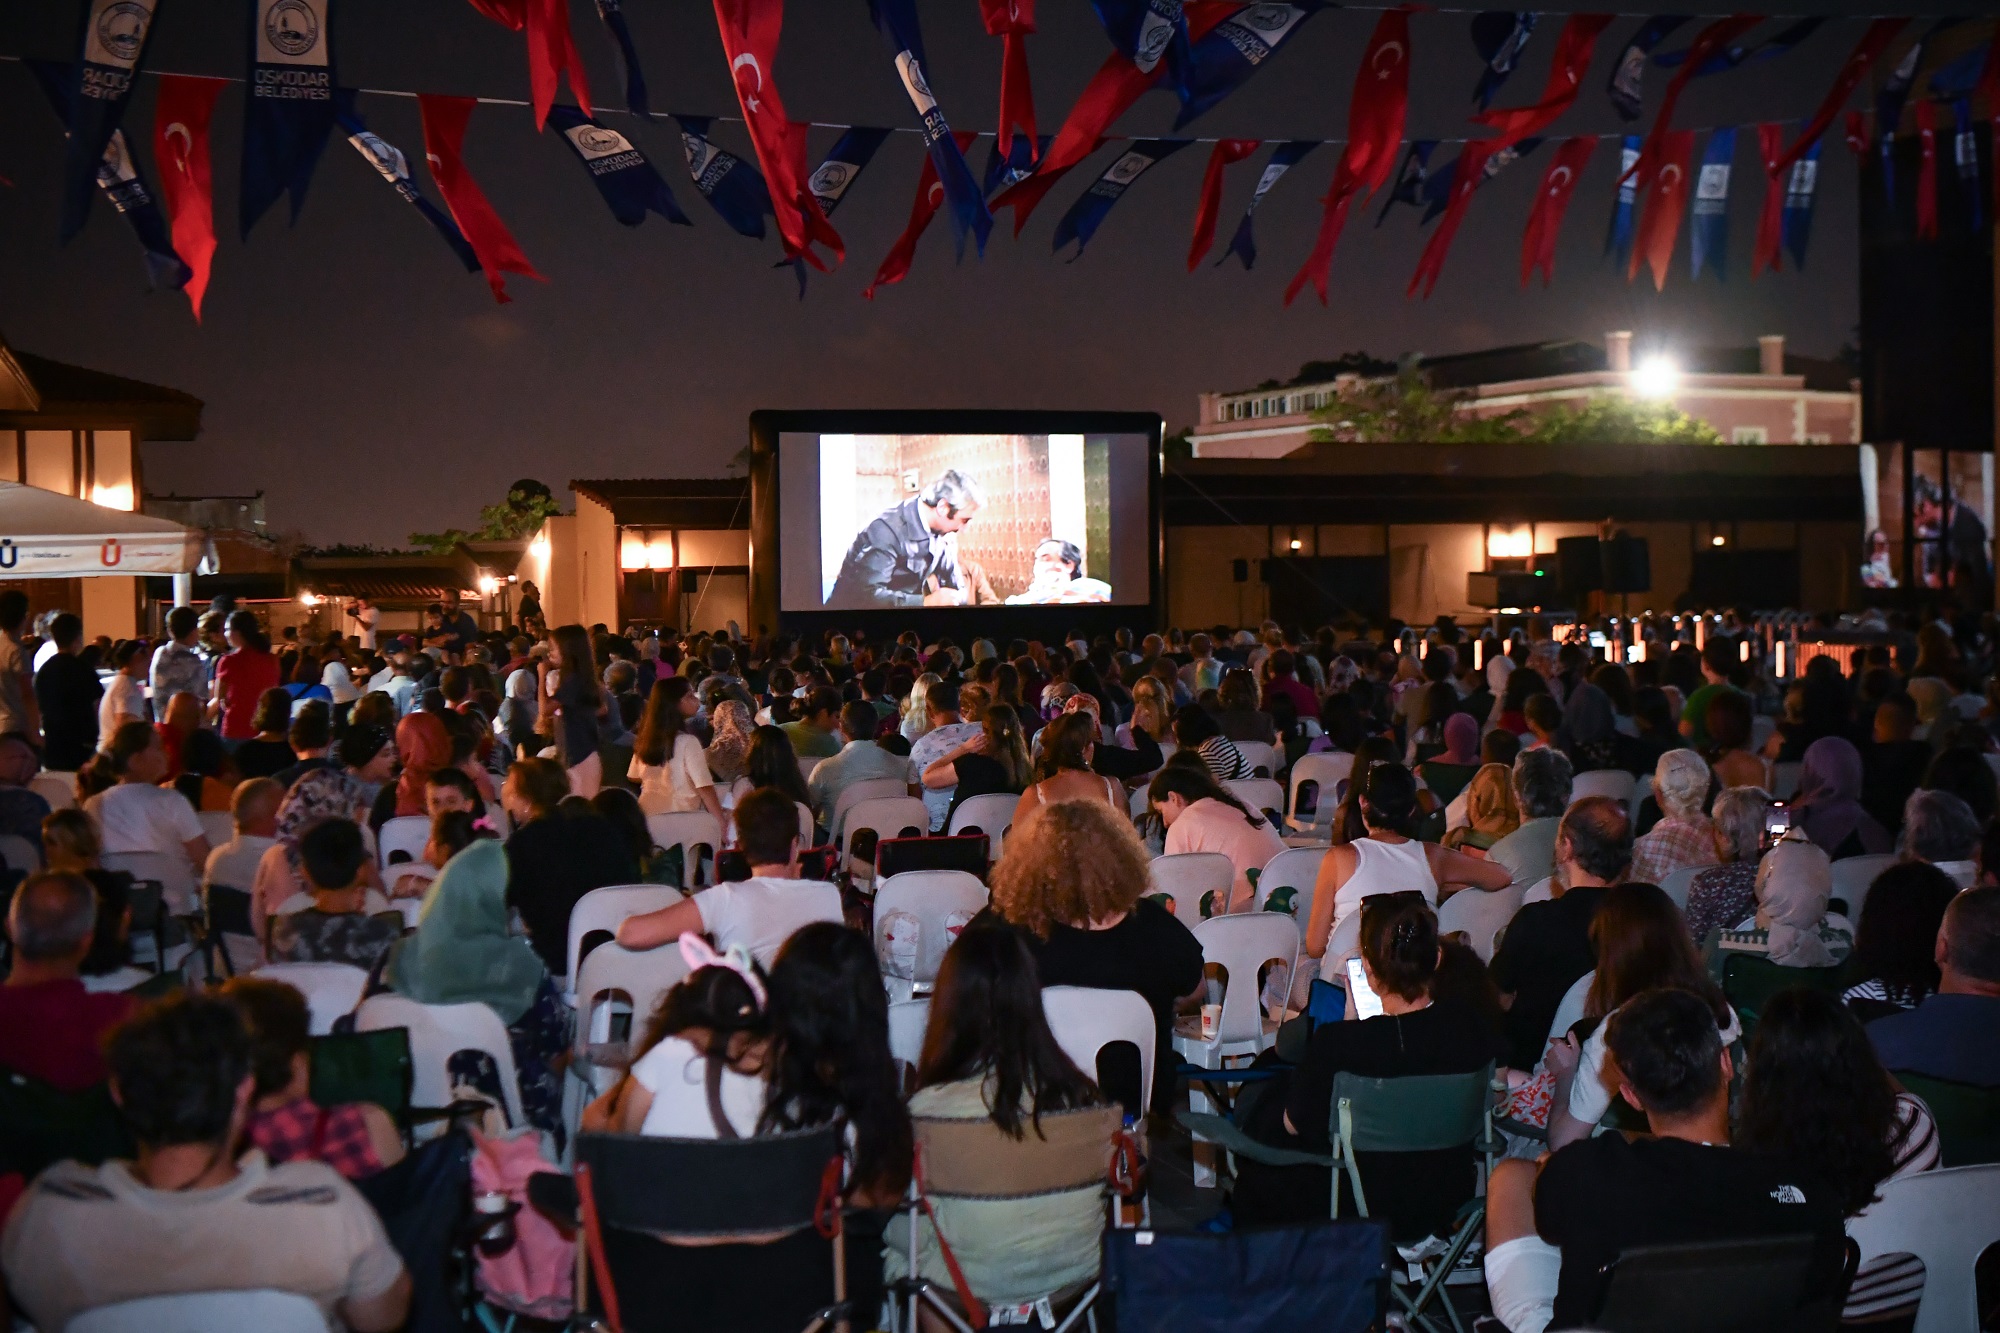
[
  {"xmin": 426, "ymin": 152, "xmax": 444, "ymax": 173},
  {"xmin": 731, "ymin": 52, "xmax": 765, "ymax": 113},
  {"xmin": 1659, "ymin": 163, "xmax": 1684, "ymax": 188},
  {"xmin": 1547, "ymin": 165, "xmax": 1573, "ymax": 193},
  {"xmin": 927, "ymin": 182, "xmax": 945, "ymax": 206},
  {"xmin": 1372, "ymin": 41, "xmax": 1404, "ymax": 75},
  {"xmin": 164, "ymin": 121, "xmax": 193, "ymax": 170}
]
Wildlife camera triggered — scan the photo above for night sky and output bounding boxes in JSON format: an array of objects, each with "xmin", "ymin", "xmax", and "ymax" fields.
[{"xmin": 0, "ymin": 2, "xmax": 1935, "ymax": 547}]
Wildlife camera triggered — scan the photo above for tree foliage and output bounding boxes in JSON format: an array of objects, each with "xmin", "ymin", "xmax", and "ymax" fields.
[
  {"xmin": 1309, "ymin": 365, "xmax": 1724, "ymax": 447},
  {"xmin": 409, "ymin": 478, "xmax": 562, "ymax": 553}
]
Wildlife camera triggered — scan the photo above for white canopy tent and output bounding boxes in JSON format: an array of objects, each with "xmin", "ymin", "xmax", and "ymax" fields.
[{"xmin": 0, "ymin": 480, "xmax": 212, "ymax": 578}]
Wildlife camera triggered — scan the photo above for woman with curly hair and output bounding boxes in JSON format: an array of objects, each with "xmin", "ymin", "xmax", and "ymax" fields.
[{"xmin": 987, "ymin": 798, "xmax": 1203, "ymax": 1115}]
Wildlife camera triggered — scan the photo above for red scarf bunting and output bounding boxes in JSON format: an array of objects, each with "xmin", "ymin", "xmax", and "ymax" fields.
[
  {"xmin": 1284, "ymin": 7, "xmax": 1409, "ymax": 306},
  {"xmin": 1915, "ymin": 98, "xmax": 1938, "ymax": 240},
  {"xmin": 1408, "ymin": 141, "xmax": 1495, "ymax": 300},
  {"xmin": 994, "ymin": 138, "xmax": 1106, "ymax": 238},
  {"xmin": 1773, "ymin": 19, "xmax": 1909, "ymax": 177},
  {"xmin": 151, "ymin": 74, "xmax": 226, "ymax": 322},
  {"xmin": 1474, "ymin": 14, "xmax": 1614, "ymax": 152},
  {"xmin": 979, "ymin": 0, "xmax": 1038, "ymax": 161},
  {"xmin": 1752, "ymin": 122, "xmax": 1785, "ymax": 277},
  {"xmin": 1844, "ymin": 110, "xmax": 1870, "ymax": 159},
  {"xmin": 1631, "ymin": 128, "xmax": 1695, "ymax": 290},
  {"xmin": 1626, "ymin": 15, "xmax": 1763, "ymax": 197},
  {"xmin": 418, "ymin": 95, "xmax": 545, "ymax": 304},
  {"xmin": 461, "ymin": 0, "xmax": 591, "ymax": 130},
  {"xmin": 864, "ymin": 130, "xmax": 978, "ymax": 299},
  {"xmin": 712, "ymin": 0, "xmax": 842, "ymax": 269},
  {"xmin": 1520, "ymin": 136, "xmax": 1597, "ymax": 288},
  {"xmin": 1187, "ymin": 138, "xmax": 1259, "ymax": 270}
]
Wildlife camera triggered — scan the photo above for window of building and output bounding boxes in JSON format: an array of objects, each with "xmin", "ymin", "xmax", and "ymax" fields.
[
  {"xmin": 1803, "ymin": 432, "xmax": 1831, "ymax": 444},
  {"xmin": 1732, "ymin": 426, "xmax": 1769, "ymax": 444}
]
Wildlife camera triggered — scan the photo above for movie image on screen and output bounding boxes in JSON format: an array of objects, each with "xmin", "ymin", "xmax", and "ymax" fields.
[{"xmin": 778, "ymin": 432, "xmax": 1151, "ymax": 612}]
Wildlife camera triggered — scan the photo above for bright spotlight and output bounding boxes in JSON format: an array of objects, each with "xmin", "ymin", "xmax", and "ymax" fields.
[
  {"xmin": 1711, "ymin": 534, "xmax": 1726, "ymax": 547},
  {"xmin": 1632, "ymin": 355, "xmax": 1680, "ymax": 399}
]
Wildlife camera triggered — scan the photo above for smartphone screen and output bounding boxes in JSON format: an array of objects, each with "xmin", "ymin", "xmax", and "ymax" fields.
[
  {"xmin": 1346, "ymin": 957, "xmax": 1385, "ymax": 1020},
  {"xmin": 1765, "ymin": 802, "xmax": 1792, "ymax": 839}
]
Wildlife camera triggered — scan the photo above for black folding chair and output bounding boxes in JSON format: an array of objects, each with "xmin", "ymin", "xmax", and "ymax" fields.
[
  {"xmin": 1100, "ymin": 1218, "xmax": 1389, "ymax": 1333},
  {"xmin": 573, "ymin": 1125, "xmax": 852, "ymax": 1333},
  {"xmin": 875, "ymin": 834, "xmax": 989, "ymax": 880},
  {"xmin": 1589, "ymin": 1233, "xmax": 1846, "ymax": 1333},
  {"xmin": 0, "ymin": 1067, "xmax": 133, "ymax": 1181},
  {"xmin": 194, "ymin": 884, "xmax": 258, "ymax": 980}
]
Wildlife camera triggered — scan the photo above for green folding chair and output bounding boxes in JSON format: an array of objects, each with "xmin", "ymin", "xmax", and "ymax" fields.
[
  {"xmin": 1180, "ymin": 1062, "xmax": 1498, "ymax": 1333},
  {"xmin": 310, "ymin": 1027, "xmax": 415, "ymax": 1141},
  {"xmin": 1719, "ymin": 953, "xmax": 1845, "ymax": 1037},
  {"xmin": 1892, "ymin": 1072, "xmax": 2000, "ymax": 1167}
]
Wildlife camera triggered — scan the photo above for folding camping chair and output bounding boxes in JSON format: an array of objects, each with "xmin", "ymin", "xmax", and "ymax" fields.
[
  {"xmin": 1100, "ymin": 1220, "xmax": 1389, "ymax": 1333},
  {"xmin": 1585, "ymin": 1234, "xmax": 1842, "ymax": 1333}
]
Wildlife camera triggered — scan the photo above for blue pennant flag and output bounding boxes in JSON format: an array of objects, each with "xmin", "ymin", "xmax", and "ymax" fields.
[
  {"xmin": 1608, "ymin": 15, "xmax": 1689, "ymax": 122},
  {"xmin": 595, "ymin": 0, "xmax": 652, "ymax": 119},
  {"xmin": 1421, "ymin": 138, "xmax": 1541, "ymax": 225},
  {"xmin": 1053, "ymin": 138, "xmax": 1192, "ymax": 259},
  {"xmin": 1656, "ymin": 17, "xmax": 1822, "ymax": 77},
  {"xmin": 1952, "ymin": 100, "xmax": 1981, "ymax": 231},
  {"xmin": 1781, "ymin": 138, "xmax": 1821, "ymax": 269},
  {"xmin": 674, "ymin": 115, "xmax": 775, "ymax": 239},
  {"xmin": 1929, "ymin": 45, "xmax": 1988, "ymax": 101},
  {"xmin": 1471, "ymin": 13, "xmax": 1537, "ymax": 110},
  {"xmin": 333, "ymin": 89, "xmax": 479, "ymax": 273},
  {"xmin": 547, "ymin": 105, "xmax": 689, "ymax": 228},
  {"xmin": 241, "ymin": 0, "xmax": 338, "ymax": 238},
  {"xmin": 786, "ymin": 127, "xmax": 893, "ymax": 296},
  {"xmin": 1222, "ymin": 138, "xmax": 1317, "ymax": 268},
  {"xmin": 1878, "ymin": 20, "xmax": 1960, "ymax": 202},
  {"xmin": 867, "ymin": 0, "xmax": 994, "ymax": 260},
  {"xmin": 1689, "ymin": 127, "xmax": 1735, "ymax": 281},
  {"xmin": 60, "ymin": 0, "xmax": 161, "ymax": 242},
  {"xmin": 1174, "ymin": 2, "xmax": 1323, "ymax": 129},
  {"xmin": 1376, "ymin": 140, "xmax": 1437, "ymax": 227},
  {"xmin": 29, "ymin": 57, "xmax": 187, "ymax": 289},
  {"xmin": 1091, "ymin": 0, "xmax": 1192, "ymax": 96},
  {"xmin": 1605, "ymin": 134, "xmax": 1642, "ymax": 262},
  {"xmin": 984, "ymin": 133, "xmax": 1054, "ymax": 200}
]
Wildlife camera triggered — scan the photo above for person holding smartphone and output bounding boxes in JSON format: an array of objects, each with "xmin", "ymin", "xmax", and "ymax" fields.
[{"xmin": 1230, "ymin": 894, "xmax": 1506, "ymax": 1241}]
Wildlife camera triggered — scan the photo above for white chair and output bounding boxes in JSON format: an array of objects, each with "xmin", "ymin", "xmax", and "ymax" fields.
[
  {"xmin": 1175, "ymin": 913, "xmax": 1301, "ymax": 1187},
  {"xmin": 1831, "ymin": 853, "xmax": 1898, "ymax": 921},
  {"xmin": 1041, "ymin": 986, "xmax": 1157, "ymax": 1116},
  {"xmin": 1436, "ymin": 883, "xmax": 1525, "ymax": 963},
  {"xmin": 1771, "ymin": 761, "xmax": 1803, "ymax": 800},
  {"xmin": 1128, "ymin": 783, "xmax": 1151, "ymax": 822},
  {"xmin": 1232, "ymin": 740, "xmax": 1282, "ymax": 779},
  {"xmin": 1325, "ymin": 909, "xmax": 1364, "ymax": 970},
  {"xmin": 872, "ymin": 869, "xmax": 989, "ymax": 1000},
  {"xmin": 1149, "ymin": 851, "xmax": 1234, "ymax": 919},
  {"xmin": 30, "ymin": 771, "xmax": 76, "ymax": 810},
  {"xmin": 1750, "ymin": 714, "xmax": 1777, "ymax": 752},
  {"xmin": 888, "ymin": 997, "xmax": 931, "ymax": 1071},
  {"xmin": 1253, "ymin": 846, "xmax": 1327, "ymax": 918},
  {"xmin": 356, "ymin": 993, "xmax": 528, "ymax": 1131},
  {"xmin": 947, "ymin": 792, "xmax": 1016, "ymax": 863},
  {"xmin": 70, "ymin": 1290, "xmax": 330, "ymax": 1333},
  {"xmin": 644, "ymin": 811, "xmax": 725, "ymax": 888},
  {"xmin": 840, "ymin": 796, "xmax": 930, "ymax": 880},
  {"xmin": 375, "ymin": 814, "xmax": 430, "ymax": 869},
  {"xmin": 1545, "ymin": 969, "xmax": 1594, "ymax": 1048},
  {"xmin": 1568, "ymin": 769, "xmax": 1635, "ymax": 808},
  {"xmin": 1847, "ymin": 1164, "xmax": 2000, "ymax": 1333},
  {"xmin": 1222, "ymin": 777, "xmax": 1286, "ymax": 824},
  {"xmin": 1656, "ymin": 864, "xmax": 1702, "ymax": 913},
  {"xmin": 563, "ymin": 884, "xmax": 685, "ymax": 988},
  {"xmin": 1286, "ymin": 752, "xmax": 1353, "ymax": 832},
  {"xmin": 1632, "ymin": 772, "xmax": 1654, "ymax": 813},
  {"xmin": 571, "ymin": 939, "xmax": 691, "ymax": 1097},
  {"xmin": 0, "ymin": 832, "xmax": 41, "ymax": 874},
  {"xmin": 830, "ymin": 777, "xmax": 911, "ymax": 844},
  {"xmin": 794, "ymin": 800, "xmax": 816, "ymax": 847},
  {"xmin": 197, "ymin": 810, "xmax": 237, "ymax": 849},
  {"xmin": 796, "ymin": 755, "xmax": 822, "ymax": 785},
  {"xmin": 102, "ymin": 849, "xmax": 201, "ymax": 916},
  {"xmin": 1520, "ymin": 875, "xmax": 1554, "ymax": 906},
  {"xmin": 256, "ymin": 962, "xmax": 369, "ymax": 1035}
]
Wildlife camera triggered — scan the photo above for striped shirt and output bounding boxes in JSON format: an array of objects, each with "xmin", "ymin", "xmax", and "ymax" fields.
[
  {"xmin": 1194, "ymin": 735, "xmax": 1250, "ymax": 781},
  {"xmin": 1842, "ymin": 1092, "xmax": 1942, "ymax": 1321}
]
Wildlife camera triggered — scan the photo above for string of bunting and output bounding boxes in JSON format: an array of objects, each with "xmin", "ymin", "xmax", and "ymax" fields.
[{"xmin": 12, "ymin": 0, "xmax": 2000, "ymax": 320}]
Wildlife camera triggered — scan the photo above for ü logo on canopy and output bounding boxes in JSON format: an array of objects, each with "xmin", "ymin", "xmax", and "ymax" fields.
[
  {"xmin": 0, "ymin": 541, "xmax": 16, "ymax": 571},
  {"xmin": 101, "ymin": 539, "xmax": 123, "ymax": 567}
]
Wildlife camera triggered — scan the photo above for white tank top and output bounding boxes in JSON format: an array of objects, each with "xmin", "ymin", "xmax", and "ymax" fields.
[{"xmin": 1331, "ymin": 837, "xmax": 1439, "ymax": 937}]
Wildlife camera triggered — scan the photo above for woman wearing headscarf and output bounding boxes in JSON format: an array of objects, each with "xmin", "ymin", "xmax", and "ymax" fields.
[
  {"xmin": 1557, "ymin": 682, "xmax": 1642, "ymax": 775},
  {"xmin": 385, "ymin": 834, "xmax": 572, "ymax": 1138},
  {"xmin": 1441, "ymin": 762, "xmax": 1519, "ymax": 855},
  {"xmin": 1416, "ymin": 712, "xmax": 1482, "ymax": 809},
  {"xmin": 1629, "ymin": 749, "xmax": 1720, "ymax": 885},
  {"xmin": 1903, "ymin": 677, "xmax": 1953, "ymax": 742},
  {"xmin": 498, "ymin": 664, "xmax": 539, "ymax": 761},
  {"xmin": 391, "ymin": 712, "xmax": 452, "ymax": 820},
  {"xmin": 1793, "ymin": 736, "xmax": 1892, "ymax": 860},
  {"xmin": 249, "ymin": 725, "xmax": 399, "ymax": 948},
  {"xmin": 1749, "ymin": 832, "xmax": 1849, "ymax": 967},
  {"xmin": 704, "ymin": 699, "xmax": 754, "ymax": 788}
]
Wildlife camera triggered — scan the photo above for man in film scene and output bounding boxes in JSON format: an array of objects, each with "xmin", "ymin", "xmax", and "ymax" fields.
[{"xmin": 827, "ymin": 469, "xmax": 997, "ymax": 609}]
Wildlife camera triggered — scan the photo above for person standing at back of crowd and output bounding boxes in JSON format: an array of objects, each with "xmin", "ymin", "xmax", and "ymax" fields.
[
  {"xmin": 148, "ymin": 606, "xmax": 208, "ymax": 723},
  {"xmin": 34, "ymin": 614, "xmax": 100, "ymax": 773},
  {"xmin": 211, "ymin": 611, "xmax": 281, "ymax": 744},
  {"xmin": 0, "ymin": 590, "xmax": 37, "ymax": 742},
  {"xmin": 541, "ymin": 623, "xmax": 608, "ymax": 798},
  {"xmin": 344, "ymin": 595, "xmax": 378, "ymax": 651}
]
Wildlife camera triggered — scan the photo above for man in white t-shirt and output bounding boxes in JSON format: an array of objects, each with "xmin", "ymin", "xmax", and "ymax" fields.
[
  {"xmin": 98, "ymin": 640, "xmax": 149, "ymax": 738},
  {"xmin": 1, "ymin": 992, "xmax": 411, "ymax": 1333},
  {"xmin": 84, "ymin": 744, "xmax": 210, "ymax": 910},
  {"xmin": 617, "ymin": 787, "xmax": 841, "ymax": 968},
  {"xmin": 345, "ymin": 596, "xmax": 379, "ymax": 651}
]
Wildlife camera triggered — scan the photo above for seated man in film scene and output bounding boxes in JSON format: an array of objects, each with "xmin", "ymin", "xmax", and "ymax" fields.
[
  {"xmin": 827, "ymin": 469, "xmax": 998, "ymax": 609},
  {"xmin": 1005, "ymin": 537, "xmax": 1113, "ymax": 605}
]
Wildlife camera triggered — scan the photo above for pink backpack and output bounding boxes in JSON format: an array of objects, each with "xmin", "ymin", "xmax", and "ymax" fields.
[{"xmin": 470, "ymin": 1128, "xmax": 574, "ymax": 1321}]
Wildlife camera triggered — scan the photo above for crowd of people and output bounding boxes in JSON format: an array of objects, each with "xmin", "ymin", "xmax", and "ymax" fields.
[{"xmin": 0, "ymin": 595, "xmax": 1996, "ymax": 1331}]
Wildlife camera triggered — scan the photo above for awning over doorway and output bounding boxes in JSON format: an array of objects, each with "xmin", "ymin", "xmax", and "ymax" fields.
[{"xmin": 0, "ymin": 480, "xmax": 211, "ymax": 576}]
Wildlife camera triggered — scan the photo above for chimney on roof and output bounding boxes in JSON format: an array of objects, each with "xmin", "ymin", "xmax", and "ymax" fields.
[
  {"xmin": 1758, "ymin": 335, "xmax": 1785, "ymax": 376},
  {"xmin": 1605, "ymin": 331, "xmax": 1632, "ymax": 374}
]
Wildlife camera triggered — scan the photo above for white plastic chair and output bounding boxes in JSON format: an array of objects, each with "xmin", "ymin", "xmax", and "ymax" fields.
[
  {"xmin": 1232, "ymin": 740, "xmax": 1282, "ymax": 779},
  {"xmin": 1831, "ymin": 853, "xmax": 1898, "ymax": 920},
  {"xmin": 375, "ymin": 814, "xmax": 430, "ymax": 869},
  {"xmin": 102, "ymin": 849, "xmax": 201, "ymax": 916},
  {"xmin": 644, "ymin": 811, "xmax": 725, "ymax": 888},
  {"xmin": 830, "ymin": 777, "xmax": 912, "ymax": 843},
  {"xmin": 1520, "ymin": 875, "xmax": 1554, "ymax": 906},
  {"xmin": 1286, "ymin": 752, "xmax": 1353, "ymax": 832},
  {"xmin": 197, "ymin": 810, "xmax": 236, "ymax": 849},
  {"xmin": 30, "ymin": 771, "xmax": 76, "ymax": 810},
  {"xmin": 1771, "ymin": 761, "xmax": 1803, "ymax": 800},
  {"xmin": 840, "ymin": 796, "xmax": 930, "ymax": 881},
  {"xmin": 1175, "ymin": 913, "xmax": 1301, "ymax": 1186},
  {"xmin": 255, "ymin": 962, "xmax": 369, "ymax": 1035},
  {"xmin": 1545, "ymin": 970, "xmax": 1594, "ymax": 1048},
  {"xmin": 1254, "ymin": 846, "xmax": 1327, "ymax": 918},
  {"xmin": 1149, "ymin": 851, "xmax": 1234, "ymax": 920},
  {"xmin": 1568, "ymin": 769, "xmax": 1635, "ymax": 809},
  {"xmin": 356, "ymin": 992, "xmax": 528, "ymax": 1131},
  {"xmin": 1436, "ymin": 883, "xmax": 1525, "ymax": 963},
  {"xmin": 1656, "ymin": 864, "xmax": 1702, "ymax": 913},
  {"xmin": 1041, "ymin": 985, "xmax": 1157, "ymax": 1116},
  {"xmin": 1847, "ymin": 1164, "xmax": 2000, "ymax": 1333},
  {"xmin": 1325, "ymin": 910, "xmax": 1364, "ymax": 969},
  {"xmin": 947, "ymin": 792, "xmax": 1016, "ymax": 863},
  {"xmin": 1128, "ymin": 783, "xmax": 1151, "ymax": 822},
  {"xmin": 1749, "ymin": 713, "xmax": 1777, "ymax": 753},
  {"xmin": 70, "ymin": 1290, "xmax": 330, "ymax": 1333},
  {"xmin": 872, "ymin": 869, "xmax": 989, "ymax": 1000},
  {"xmin": 1222, "ymin": 777, "xmax": 1286, "ymax": 824},
  {"xmin": 571, "ymin": 939, "xmax": 692, "ymax": 1097},
  {"xmin": 888, "ymin": 997, "xmax": 931, "ymax": 1072},
  {"xmin": 0, "ymin": 832, "xmax": 41, "ymax": 874},
  {"xmin": 563, "ymin": 884, "xmax": 685, "ymax": 988},
  {"xmin": 796, "ymin": 755, "xmax": 822, "ymax": 785},
  {"xmin": 1632, "ymin": 772, "xmax": 1654, "ymax": 813}
]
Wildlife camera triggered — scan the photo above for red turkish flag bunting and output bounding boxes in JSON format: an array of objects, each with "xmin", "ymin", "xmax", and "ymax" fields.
[
  {"xmin": 979, "ymin": 0, "xmax": 1038, "ymax": 161},
  {"xmin": 152, "ymin": 74, "xmax": 226, "ymax": 322},
  {"xmin": 1752, "ymin": 122, "xmax": 1785, "ymax": 277},
  {"xmin": 1844, "ymin": 110, "xmax": 1869, "ymax": 159},
  {"xmin": 1631, "ymin": 128, "xmax": 1695, "ymax": 290},
  {"xmin": 460, "ymin": 0, "xmax": 591, "ymax": 130},
  {"xmin": 712, "ymin": 0, "xmax": 842, "ymax": 269},
  {"xmin": 1626, "ymin": 15, "xmax": 1762, "ymax": 198},
  {"xmin": 1285, "ymin": 7, "xmax": 1409, "ymax": 306},
  {"xmin": 1915, "ymin": 99, "xmax": 1938, "ymax": 240},
  {"xmin": 865, "ymin": 131, "xmax": 978, "ymax": 299},
  {"xmin": 1520, "ymin": 136, "xmax": 1597, "ymax": 288},
  {"xmin": 1187, "ymin": 138, "xmax": 1259, "ymax": 270},
  {"xmin": 1474, "ymin": 14, "xmax": 1614, "ymax": 152},
  {"xmin": 1773, "ymin": 19, "xmax": 1908, "ymax": 177},
  {"xmin": 1408, "ymin": 141, "xmax": 1496, "ymax": 300},
  {"xmin": 419, "ymin": 95, "xmax": 545, "ymax": 304}
]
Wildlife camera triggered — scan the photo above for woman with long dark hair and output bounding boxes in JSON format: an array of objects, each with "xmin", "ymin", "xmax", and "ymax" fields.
[
  {"xmin": 628, "ymin": 676, "xmax": 725, "ymax": 822},
  {"xmin": 745, "ymin": 724, "xmax": 812, "ymax": 810},
  {"xmin": 1010, "ymin": 711, "xmax": 1121, "ymax": 830},
  {"xmin": 541, "ymin": 623, "xmax": 607, "ymax": 797},
  {"xmin": 212, "ymin": 609, "xmax": 280, "ymax": 742},
  {"xmin": 1171, "ymin": 702, "xmax": 1250, "ymax": 780},
  {"xmin": 1148, "ymin": 758, "xmax": 1284, "ymax": 914},
  {"xmin": 922, "ymin": 702, "xmax": 1034, "ymax": 818},
  {"xmin": 1841, "ymin": 860, "xmax": 1959, "ymax": 1023}
]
